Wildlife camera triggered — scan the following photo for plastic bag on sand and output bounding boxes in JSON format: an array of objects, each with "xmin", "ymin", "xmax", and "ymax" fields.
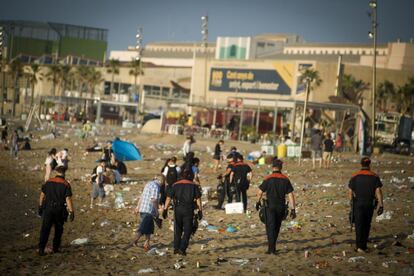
[
  {"xmin": 226, "ymin": 226, "xmax": 238, "ymax": 233},
  {"xmin": 348, "ymin": 256, "xmax": 365, "ymax": 263},
  {"xmin": 114, "ymin": 192, "xmax": 125, "ymax": 209},
  {"xmin": 138, "ymin": 268, "xmax": 154, "ymax": 274},
  {"xmin": 376, "ymin": 211, "xmax": 393, "ymax": 222},
  {"xmin": 207, "ymin": 225, "xmax": 219, "ymax": 232},
  {"xmin": 104, "ymin": 185, "xmax": 114, "ymax": 196},
  {"xmin": 146, "ymin": 247, "xmax": 167, "ymax": 256},
  {"xmin": 230, "ymin": 259, "xmax": 249, "ymax": 266},
  {"xmin": 41, "ymin": 133, "xmax": 55, "ymax": 140},
  {"xmin": 71, "ymin": 238, "xmax": 89, "ymax": 245},
  {"xmin": 287, "ymin": 221, "xmax": 302, "ymax": 230},
  {"xmin": 199, "ymin": 220, "xmax": 209, "ymax": 227}
]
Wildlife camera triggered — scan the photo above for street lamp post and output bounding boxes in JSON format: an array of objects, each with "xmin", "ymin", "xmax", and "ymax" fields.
[
  {"xmin": 201, "ymin": 15, "xmax": 208, "ymax": 102},
  {"xmin": 368, "ymin": 0, "xmax": 377, "ymax": 148},
  {"xmin": 135, "ymin": 27, "xmax": 144, "ymax": 119},
  {"xmin": 0, "ymin": 25, "xmax": 4, "ymax": 116},
  {"xmin": 298, "ymin": 79, "xmax": 310, "ymax": 165}
]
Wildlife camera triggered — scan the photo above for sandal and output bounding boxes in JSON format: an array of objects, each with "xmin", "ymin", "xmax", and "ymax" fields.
[{"xmin": 143, "ymin": 243, "xmax": 150, "ymax": 252}]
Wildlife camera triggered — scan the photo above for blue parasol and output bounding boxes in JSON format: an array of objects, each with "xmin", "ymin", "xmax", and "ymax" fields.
[{"xmin": 112, "ymin": 139, "xmax": 142, "ymax": 161}]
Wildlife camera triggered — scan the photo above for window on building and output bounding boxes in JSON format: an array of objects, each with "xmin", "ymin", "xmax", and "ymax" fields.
[
  {"xmin": 151, "ymin": 86, "xmax": 160, "ymax": 96},
  {"xmin": 144, "ymin": 85, "xmax": 151, "ymax": 96},
  {"xmin": 104, "ymin": 82, "xmax": 111, "ymax": 95},
  {"xmin": 257, "ymin": 42, "xmax": 265, "ymax": 48},
  {"xmin": 119, "ymin": 83, "xmax": 131, "ymax": 95},
  {"xmin": 267, "ymin": 43, "xmax": 275, "ymax": 47},
  {"xmin": 162, "ymin": 87, "xmax": 170, "ymax": 97},
  {"xmin": 172, "ymin": 88, "xmax": 180, "ymax": 98},
  {"xmin": 229, "ymin": 45, "xmax": 237, "ymax": 57}
]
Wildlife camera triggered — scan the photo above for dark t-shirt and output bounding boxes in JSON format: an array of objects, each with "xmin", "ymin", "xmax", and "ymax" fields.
[
  {"xmin": 168, "ymin": 179, "xmax": 201, "ymax": 211},
  {"xmin": 259, "ymin": 172, "xmax": 294, "ymax": 208},
  {"xmin": 232, "ymin": 162, "xmax": 252, "ymax": 189},
  {"xmin": 1, "ymin": 129, "xmax": 7, "ymax": 140},
  {"xmin": 323, "ymin": 139, "xmax": 334, "ymax": 152},
  {"xmin": 214, "ymin": 144, "xmax": 221, "ymax": 157},
  {"xmin": 348, "ymin": 169, "xmax": 382, "ymax": 204},
  {"xmin": 41, "ymin": 176, "xmax": 72, "ymax": 206},
  {"xmin": 116, "ymin": 161, "xmax": 127, "ymax": 175}
]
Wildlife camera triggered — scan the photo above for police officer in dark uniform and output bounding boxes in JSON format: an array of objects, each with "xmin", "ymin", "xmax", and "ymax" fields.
[
  {"xmin": 348, "ymin": 157, "xmax": 383, "ymax": 252},
  {"xmin": 163, "ymin": 169, "xmax": 202, "ymax": 256},
  {"xmin": 256, "ymin": 158, "xmax": 296, "ymax": 254},
  {"xmin": 38, "ymin": 165, "xmax": 74, "ymax": 255},
  {"xmin": 215, "ymin": 154, "xmax": 237, "ymax": 209},
  {"xmin": 230, "ymin": 154, "xmax": 252, "ymax": 213}
]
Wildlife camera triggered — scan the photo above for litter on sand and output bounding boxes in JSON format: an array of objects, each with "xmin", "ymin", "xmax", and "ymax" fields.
[
  {"xmin": 376, "ymin": 211, "xmax": 393, "ymax": 222},
  {"xmin": 230, "ymin": 258, "xmax": 249, "ymax": 266},
  {"xmin": 226, "ymin": 226, "xmax": 238, "ymax": 233},
  {"xmin": 71, "ymin": 238, "xmax": 89, "ymax": 245},
  {"xmin": 138, "ymin": 268, "xmax": 154, "ymax": 274},
  {"xmin": 348, "ymin": 256, "xmax": 365, "ymax": 263}
]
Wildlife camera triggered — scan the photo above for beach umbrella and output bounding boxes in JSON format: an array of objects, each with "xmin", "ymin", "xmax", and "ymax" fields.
[{"xmin": 112, "ymin": 139, "xmax": 142, "ymax": 161}]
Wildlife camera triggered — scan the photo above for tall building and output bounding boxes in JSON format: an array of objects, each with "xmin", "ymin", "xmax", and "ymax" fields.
[{"xmin": 0, "ymin": 20, "xmax": 108, "ymax": 64}]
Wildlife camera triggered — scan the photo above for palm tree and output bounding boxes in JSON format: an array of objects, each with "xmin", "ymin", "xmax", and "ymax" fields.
[
  {"xmin": 106, "ymin": 59, "xmax": 120, "ymax": 97},
  {"xmin": 76, "ymin": 65, "xmax": 90, "ymax": 97},
  {"xmin": 129, "ymin": 58, "xmax": 144, "ymax": 100},
  {"xmin": 396, "ymin": 79, "xmax": 414, "ymax": 115},
  {"xmin": 9, "ymin": 59, "xmax": 24, "ymax": 116},
  {"xmin": 298, "ymin": 68, "xmax": 322, "ymax": 163},
  {"xmin": 86, "ymin": 67, "xmax": 104, "ymax": 97},
  {"xmin": 59, "ymin": 65, "xmax": 72, "ymax": 96},
  {"xmin": 45, "ymin": 64, "xmax": 62, "ymax": 96},
  {"xmin": 377, "ymin": 80, "xmax": 395, "ymax": 112},
  {"xmin": 25, "ymin": 64, "xmax": 42, "ymax": 107}
]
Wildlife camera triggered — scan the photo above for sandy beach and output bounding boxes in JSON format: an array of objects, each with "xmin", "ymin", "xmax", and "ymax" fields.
[{"xmin": 0, "ymin": 124, "xmax": 413, "ymax": 275}]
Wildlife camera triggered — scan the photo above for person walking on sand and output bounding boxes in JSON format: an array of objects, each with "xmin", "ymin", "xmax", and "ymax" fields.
[
  {"xmin": 44, "ymin": 148, "xmax": 58, "ymax": 182},
  {"xmin": 38, "ymin": 165, "xmax": 74, "ymax": 255},
  {"xmin": 230, "ymin": 154, "xmax": 253, "ymax": 213},
  {"xmin": 10, "ymin": 130, "xmax": 19, "ymax": 159},
  {"xmin": 311, "ymin": 129, "xmax": 323, "ymax": 169},
  {"xmin": 182, "ymin": 135, "xmax": 195, "ymax": 158},
  {"xmin": 1, "ymin": 126, "xmax": 8, "ymax": 150},
  {"xmin": 161, "ymin": 157, "xmax": 181, "ymax": 206},
  {"xmin": 133, "ymin": 177, "xmax": 161, "ymax": 251},
  {"xmin": 213, "ymin": 140, "xmax": 224, "ymax": 172},
  {"xmin": 90, "ymin": 159, "xmax": 106, "ymax": 208},
  {"xmin": 322, "ymin": 134, "xmax": 334, "ymax": 169},
  {"xmin": 163, "ymin": 169, "xmax": 202, "ymax": 256},
  {"xmin": 348, "ymin": 157, "xmax": 384, "ymax": 253},
  {"xmin": 256, "ymin": 158, "xmax": 296, "ymax": 254}
]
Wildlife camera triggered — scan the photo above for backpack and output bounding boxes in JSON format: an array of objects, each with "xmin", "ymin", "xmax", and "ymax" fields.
[
  {"xmin": 91, "ymin": 166, "xmax": 98, "ymax": 183},
  {"xmin": 50, "ymin": 158, "xmax": 58, "ymax": 170},
  {"xmin": 166, "ymin": 165, "xmax": 178, "ymax": 185}
]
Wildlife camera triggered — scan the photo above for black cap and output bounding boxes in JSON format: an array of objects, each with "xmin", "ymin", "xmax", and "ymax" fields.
[
  {"xmin": 272, "ymin": 158, "xmax": 283, "ymax": 168},
  {"xmin": 361, "ymin": 157, "xmax": 371, "ymax": 167}
]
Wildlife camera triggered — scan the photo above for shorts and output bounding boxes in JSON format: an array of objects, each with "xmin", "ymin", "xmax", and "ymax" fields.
[
  {"xmin": 311, "ymin": 150, "xmax": 322, "ymax": 159},
  {"xmin": 213, "ymin": 155, "xmax": 220, "ymax": 161},
  {"xmin": 137, "ymin": 213, "xmax": 154, "ymax": 235},
  {"xmin": 91, "ymin": 183, "xmax": 105, "ymax": 199},
  {"xmin": 322, "ymin": 151, "xmax": 332, "ymax": 160}
]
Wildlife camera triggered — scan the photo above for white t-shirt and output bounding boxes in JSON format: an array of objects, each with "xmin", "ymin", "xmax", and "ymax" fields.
[
  {"xmin": 96, "ymin": 165, "xmax": 104, "ymax": 184},
  {"xmin": 45, "ymin": 156, "xmax": 54, "ymax": 166}
]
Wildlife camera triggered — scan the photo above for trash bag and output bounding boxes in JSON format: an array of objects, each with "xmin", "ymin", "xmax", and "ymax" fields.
[
  {"xmin": 258, "ymin": 199, "xmax": 268, "ymax": 224},
  {"xmin": 192, "ymin": 212, "xmax": 199, "ymax": 235}
]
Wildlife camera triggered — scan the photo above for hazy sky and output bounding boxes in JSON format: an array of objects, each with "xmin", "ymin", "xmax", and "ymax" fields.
[{"xmin": 1, "ymin": 0, "xmax": 413, "ymax": 51}]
